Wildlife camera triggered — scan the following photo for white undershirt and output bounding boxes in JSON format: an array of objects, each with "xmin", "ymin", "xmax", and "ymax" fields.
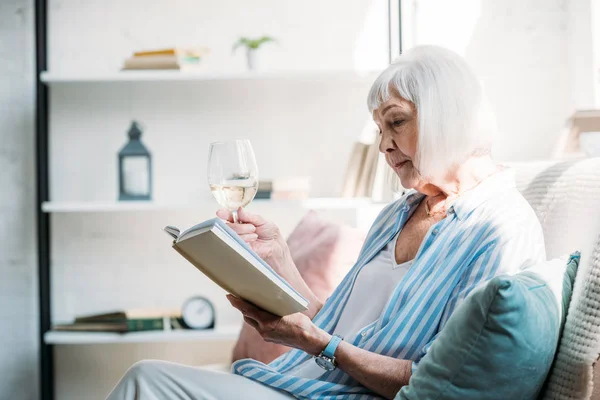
[
  {"xmin": 287, "ymin": 232, "xmax": 413, "ymax": 379},
  {"xmin": 334, "ymin": 233, "xmax": 413, "ymax": 337}
]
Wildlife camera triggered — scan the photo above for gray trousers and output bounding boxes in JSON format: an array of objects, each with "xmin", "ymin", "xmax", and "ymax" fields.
[{"xmin": 106, "ymin": 360, "xmax": 295, "ymax": 400}]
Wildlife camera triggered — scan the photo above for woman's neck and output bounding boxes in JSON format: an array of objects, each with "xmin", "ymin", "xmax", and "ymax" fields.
[{"xmin": 417, "ymin": 156, "xmax": 499, "ymax": 202}]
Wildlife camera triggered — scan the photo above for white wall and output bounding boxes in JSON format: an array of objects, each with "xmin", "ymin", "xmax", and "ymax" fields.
[
  {"xmin": 47, "ymin": 1, "xmax": 389, "ymax": 398},
  {"xmin": 48, "ymin": 0, "xmax": 389, "ymax": 74},
  {"xmin": 405, "ymin": 0, "xmax": 588, "ymax": 162},
  {"xmin": 0, "ymin": 0, "xmax": 38, "ymax": 399},
  {"xmin": 592, "ymin": 0, "xmax": 600, "ymax": 107},
  {"xmin": 566, "ymin": 0, "xmax": 595, "ymax": 110}
]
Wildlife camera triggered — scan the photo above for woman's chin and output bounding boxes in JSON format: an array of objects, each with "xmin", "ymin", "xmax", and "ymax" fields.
[
  {"xmin": 399, "ymin": 177, "xmax": 417, "ymax": 190},
  {"xmin": 397, "ymin": 166, "xmax": 419, "ymax": 189}
]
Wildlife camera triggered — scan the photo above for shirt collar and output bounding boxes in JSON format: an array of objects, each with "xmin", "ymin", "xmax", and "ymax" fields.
[
  {"xmin": 404, "ymin": 190, "xmax": 426, "ymax": 210},
  {"xmin": 448, "ymin": 167, "xmax": 515, "ymax": 220},
  {"xmin": 401, "ymin": 167, "xmax": 515, "ymax": 221}
]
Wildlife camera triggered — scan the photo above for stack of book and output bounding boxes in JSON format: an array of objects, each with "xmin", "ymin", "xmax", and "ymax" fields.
[
  {"xmin": 53, "ymin": 309, "xmax": 182, "ymax": 333},
  {"xmin": 255, "ymin": 177, "xmax": 311, "ymax": 200},
  {"xmin": 341, "ymin": 138, "xmax": 403, "ymax": 202},
  {"xmin": 122, "ymin": 47, "xmax": 209, "ymax": 71}
]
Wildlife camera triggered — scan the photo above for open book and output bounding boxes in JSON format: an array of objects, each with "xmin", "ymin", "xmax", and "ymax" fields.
[{"xmin": 165, "ymin": 218, "xmax": 308, "ymax": 316}]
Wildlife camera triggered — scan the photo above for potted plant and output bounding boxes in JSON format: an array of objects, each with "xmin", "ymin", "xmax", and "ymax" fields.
[{"xmin": 232, "ymin": 36, "xmax": 276, "ymax": 71}]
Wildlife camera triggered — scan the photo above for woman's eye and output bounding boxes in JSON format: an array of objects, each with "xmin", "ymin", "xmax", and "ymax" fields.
[{"xmin": 392, "ymin": 120, "xmax": 405, "ymax": 127}]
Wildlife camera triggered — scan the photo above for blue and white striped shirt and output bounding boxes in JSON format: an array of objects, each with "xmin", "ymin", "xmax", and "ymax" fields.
[{"xmin": 233, "ymin": 169, "xmax": 545, "ymax": 399}]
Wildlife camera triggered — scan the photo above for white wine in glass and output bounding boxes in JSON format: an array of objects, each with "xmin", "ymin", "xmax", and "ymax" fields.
[{"xmin": 208, "ymin": 140, "xmax": 259, "ymax": 223}]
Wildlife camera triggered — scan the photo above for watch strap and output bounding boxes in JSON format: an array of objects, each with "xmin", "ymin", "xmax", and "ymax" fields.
[{"xmin": 322, "ymin": 334, "xmax": 343, "ymax": 359}]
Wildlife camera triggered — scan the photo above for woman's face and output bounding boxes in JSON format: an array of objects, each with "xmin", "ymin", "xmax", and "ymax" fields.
[{"xmin": 372, "ymin": 93, "xmax": 421, "ymax": 190}]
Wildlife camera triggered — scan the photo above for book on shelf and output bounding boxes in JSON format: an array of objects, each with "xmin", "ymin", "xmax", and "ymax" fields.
[
  {"xmin": 164, "ymin": 218, "xmax": 309, "ymax": 316},
  {"xmin": 355, "ymin": 139, "xmax": 380, "ymax": 197},
  {"xmin": 254, "ymin": 177, "xmax": 311, "ymax": 200},
  {"xmin": 341, "ymin": 138, "xmax": 401, "ymax": 202},
  {"xmin": 341, "ymin": 142, "xmax": 369, "ymax": 197},
  {"xmin": 53, "ymin": 319, "xmax": 165, "ymax": 333},
  {"xmin": 255, "ymin": 181, "xmax": 273, "ymax": 199},
  {"xmin": 123, "ymin": 47, "xmax": 209, "ymax": 71},
  {"xmin": 122, "ymin": 56, "xmax": 200, "ymax": 71},
  {"xmin": 133, "ymin": 47, "xmax": 209, "ymax": 58},
  {"xmin": 74, "ymin": 309, "xmax": 180, "ymax": 323},
  {"xmin": 53, "ymin": 309, "xmax": 183, "ymax": 333},
  {"xmin": 371, "ymin": 151, "xmax": 393, "ymax": 203}
]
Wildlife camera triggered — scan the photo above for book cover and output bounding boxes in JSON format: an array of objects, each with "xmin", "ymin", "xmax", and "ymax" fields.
[{"xmin": 166, "ymin": 218, "xmax": 308, "ymax": 317}]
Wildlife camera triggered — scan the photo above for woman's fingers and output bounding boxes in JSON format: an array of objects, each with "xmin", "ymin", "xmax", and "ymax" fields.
[
  {"xmin": 237, "ymin": 207, "xmax": 268, "ymax": 227},
  {"xmin": 239, "ymin": 233, "xmax": 258, "ymax": 242},
  {"xmin": 227, "ymin": 295, "xmax": 272, "ymax": 320},
  {"xmin": 243, "ymin": 316, "xmax": 259, "ymax": 330},
  {"xmin": 227, "ymin": 294, "xmax": 253, "ymax": 314},
  {"xmin": 217, "ymin": 208, "xmax": 266, "ymax": 227},
  {"xmin": 217, "ymin": 210, "xmax": 259, "ymax": 239},
  {"xmin": 216, "ymin": 208, "xmax": 234, "ymax": 222},
  {"xmin": 225, "ymin": 222, "xmax": 256, "ymax": 235}
]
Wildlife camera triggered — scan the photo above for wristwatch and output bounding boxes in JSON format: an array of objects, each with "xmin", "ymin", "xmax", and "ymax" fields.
[{"xmin": 314, "ymin": 334, "xmax": 343, "ymax": 371}]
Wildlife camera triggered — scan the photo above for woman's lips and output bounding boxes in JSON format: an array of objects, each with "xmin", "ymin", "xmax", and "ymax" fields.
[{"xmin": 394, "ymin": 161, "xmax": 409, "ymax": 169}]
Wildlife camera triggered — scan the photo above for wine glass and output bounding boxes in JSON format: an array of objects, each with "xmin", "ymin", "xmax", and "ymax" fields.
[{"xmin": 208, "ymin": 140, "xmax": 259, "ymax": 223}]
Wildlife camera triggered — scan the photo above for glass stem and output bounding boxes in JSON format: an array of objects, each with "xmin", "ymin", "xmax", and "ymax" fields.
[{"xmin": 232, "ymin": 209, "xmax": 239, "ymax": 224}]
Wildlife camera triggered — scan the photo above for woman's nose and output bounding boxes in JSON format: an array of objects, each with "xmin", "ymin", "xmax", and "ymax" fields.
[{"xmin": 379, "ymin": 131, "xmax": 395, "ymax": 153}]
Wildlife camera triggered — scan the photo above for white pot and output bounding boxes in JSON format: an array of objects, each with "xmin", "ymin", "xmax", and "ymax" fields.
[{"xmin": 246, "ymin": 48, "xmax": 259, "ymax": 71}]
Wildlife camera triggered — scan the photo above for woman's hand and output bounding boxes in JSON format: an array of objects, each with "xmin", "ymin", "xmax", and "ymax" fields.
[
  {"xmin": 217, "ymin": 208, "xmax": 324, "ymax": 319},
  {"xmin": 227, "ymin": 295, "xmax": 330, "ymax": 356},
  {"xmin": 227, "ymin": 297, "xmax": 412, "ymax": 399},
  {"xmin": 217, "ymin": 207, "xmax": 290, "ymax": 271}
]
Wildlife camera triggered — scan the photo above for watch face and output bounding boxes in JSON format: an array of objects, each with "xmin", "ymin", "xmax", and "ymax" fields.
[
  {"xmin": 315, "ymin": 356, "xmax": 335, "ymax": 371},
  {"xmin": 182, "ymin": 297, "xmax": 214, "ymax": 329}
]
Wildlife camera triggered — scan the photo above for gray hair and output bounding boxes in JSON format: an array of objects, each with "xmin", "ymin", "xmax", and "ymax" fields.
[{"xmin": 368, "ymin": 45, "xmax": 496, "ymax": 178}]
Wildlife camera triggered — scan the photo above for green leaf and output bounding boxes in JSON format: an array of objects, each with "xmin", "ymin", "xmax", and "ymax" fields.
[{"xmin": 232, "ymin": 36, "xmax": 277, "ymax": 52}]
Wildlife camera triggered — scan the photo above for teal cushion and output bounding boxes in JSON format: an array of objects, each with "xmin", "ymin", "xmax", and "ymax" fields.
[{"xmin": 398, "ymin": 253, "xmax": 580, "ymax": 400}]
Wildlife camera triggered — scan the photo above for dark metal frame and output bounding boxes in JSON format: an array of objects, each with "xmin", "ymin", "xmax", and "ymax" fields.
[
  {"xmin": 397, "ymin": 1, "xmax": 402, "ymax": 55},
  {"xmin": 388, "ymin": 0, "xmax": 403, "ymax": 62},
  {"xmin": 35, "ymin": 0, "xmax": 52, "ymax": 399}
]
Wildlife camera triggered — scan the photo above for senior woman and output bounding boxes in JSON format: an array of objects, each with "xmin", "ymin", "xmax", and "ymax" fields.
[{"xmin": 107, "ymin": 45, "xmax": 545, "ymax": 400}]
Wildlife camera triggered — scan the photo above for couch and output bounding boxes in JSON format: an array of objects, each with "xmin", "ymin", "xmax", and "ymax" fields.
[{"xmin": 513, "ymin": 158, "xmax": 600, "ymax": 399}]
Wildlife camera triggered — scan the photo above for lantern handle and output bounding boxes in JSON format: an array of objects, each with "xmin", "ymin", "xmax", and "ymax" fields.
[{"xmin": 128, "ymin": 121, "xmax": 144, "ymax": 140}]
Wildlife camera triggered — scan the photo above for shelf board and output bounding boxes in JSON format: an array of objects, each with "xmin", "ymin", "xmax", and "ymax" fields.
[
  {"xmin": 42, "ymin": 198, "xmax": 381, "ymax": 213},
  {"xmin": 302, "ymin": 197, "xmax": 374, "ymax": 209},
  {"xmin": 42, "ymin": 201, "xmax": 197, "ymax": 213},
  {"xmin": 40, "ymin": 70, "xmax": 379, "ymax": 84},
  {"xmin": 44, "ymin": 326, "xmax": 240, "ymax": 345}
]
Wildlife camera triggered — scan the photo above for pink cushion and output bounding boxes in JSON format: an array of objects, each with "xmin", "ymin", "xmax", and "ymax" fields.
[{"xmin": 231, "ymin": 211, "xmax": 365, "ymax": 364}]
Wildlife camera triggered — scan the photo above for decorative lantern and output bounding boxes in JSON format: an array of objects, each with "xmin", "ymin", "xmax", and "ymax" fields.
[{"xmin": 118, "ymin": 121, "xmax": 152, "ymax": 201}]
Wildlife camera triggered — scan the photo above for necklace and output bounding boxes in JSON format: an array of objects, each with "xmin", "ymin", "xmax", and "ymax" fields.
[
  {"xmin": 424, "ymin": 197, "xmax": 446, "ymax": 217},
  {"xmin": 424, "ymin": 168, "xmax": 503, "ymax": 218}
]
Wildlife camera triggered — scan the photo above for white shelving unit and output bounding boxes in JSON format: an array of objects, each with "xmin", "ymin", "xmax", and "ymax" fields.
[
  {"xmin": 40, "ymin": 70, "xmax": 380, "ymax": 84},
  {"xmin": 45, "ymin": 326, "xmax": 241, "ymax": 345},
  {"xmin": 37, "ymin": 3, "xmax": 396, "ymax": 397},
  {"xmin": 41, "ymin": 197, "xmax": 378, "ymax": 213},
  {"xmin": 41, "ymin": 67, "xmax": 385, "ymax": 400}
]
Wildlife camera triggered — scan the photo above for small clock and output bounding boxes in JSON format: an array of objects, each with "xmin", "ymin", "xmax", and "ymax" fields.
[{"xmin": 181, "ymin": 296, "xmax": 215, "ymax": 330}]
